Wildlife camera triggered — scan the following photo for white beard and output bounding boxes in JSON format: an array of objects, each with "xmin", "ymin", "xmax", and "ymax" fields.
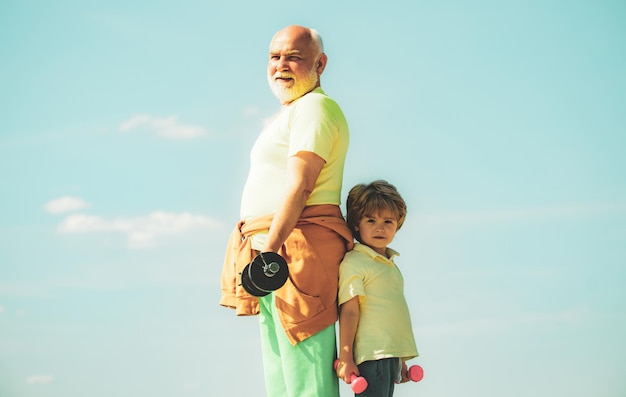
[{"xmin": 268, "ymin": 65, "xmax": 319, "ymax": 104}]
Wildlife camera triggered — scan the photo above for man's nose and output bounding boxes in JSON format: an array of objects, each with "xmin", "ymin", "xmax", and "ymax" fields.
[{"xmin": 276, "ymin": 56, "xmax": 289, "ymax": 71}]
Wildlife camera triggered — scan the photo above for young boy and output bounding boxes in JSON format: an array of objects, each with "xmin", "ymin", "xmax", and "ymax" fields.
[{"xmin": 336, "ymin": 180, "xmax": 418, "ymax": 397}]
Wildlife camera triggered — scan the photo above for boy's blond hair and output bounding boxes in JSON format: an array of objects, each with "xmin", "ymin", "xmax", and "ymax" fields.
[{"xmin": 346, "ymin": 180, "xmax": 407, "ymax": 243}]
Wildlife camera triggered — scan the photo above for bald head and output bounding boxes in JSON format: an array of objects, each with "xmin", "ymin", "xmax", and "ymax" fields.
[{"xmin": 271, "ymin": 25, "xmax": 324, "ymax": 58}]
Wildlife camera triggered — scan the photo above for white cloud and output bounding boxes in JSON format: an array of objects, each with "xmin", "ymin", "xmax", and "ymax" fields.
[
  {"xmin": 119, "ymin": 114, "xmax": 207, "ymax": 139},
  {"xmin": 44, "ymin": 196, "xmax": 88, "ymax": 214},
  {"xmin": 0, "ymin": 305, "xmax": 4, "ymax": 314},
  {"xmin": 118, "ymin": 114, "xmax": 152, "ymax": 131},
  {"xmin": 183, "ymin": 381, "xmax": 202, "ymax": 390},
  {"xmin": 57, "ymin": 211, "xmax": 222, "ymax": 249},
  {"xmin": 0, "ymin": 283, "xmax": 53, "ymax": 299},
  {"xmin": 417, "ymin": 307, "xmax": 591, "ymax": 337},
  {"xmin": 26, "ymin": 374, "xmax": 55, "ymax": 384},
  {"xmin": 242, "ymin": 106, "xmax": 261, "ymax": 117}
]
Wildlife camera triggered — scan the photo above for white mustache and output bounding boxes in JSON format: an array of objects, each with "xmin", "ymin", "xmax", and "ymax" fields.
[{"xmin": 273, "ymin": 73, "xmax": 295, "ymax": 80}]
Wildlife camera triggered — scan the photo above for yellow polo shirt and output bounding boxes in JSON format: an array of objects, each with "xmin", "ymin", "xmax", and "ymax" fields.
[{"xmin": 338, "ymin": 243, "xmax": 418, "ymax": 365}]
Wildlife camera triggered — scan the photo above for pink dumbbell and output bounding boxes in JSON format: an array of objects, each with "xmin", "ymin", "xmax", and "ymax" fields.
[
  {"xmin": 333, "ymin": 359, "xmax": 368, "ymax": 394},
  {"xmin": 407, "ymin": 365, "xmax": 424, "ymax": 382},
  {"xmin": 395, "ymin": 363, "xmax": 424, "ymax": 384}
]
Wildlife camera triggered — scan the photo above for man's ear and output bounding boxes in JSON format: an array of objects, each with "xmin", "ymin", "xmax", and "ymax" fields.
[{"xmin": 316, "ymin": 53, "xmax": 328, "ymax": 75}]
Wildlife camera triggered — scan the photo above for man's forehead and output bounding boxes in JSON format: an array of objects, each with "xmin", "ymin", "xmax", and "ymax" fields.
[
  {"xmin": 269, "ymin": 47, "xmax": 305, "ymax": 55},
  {"xmin": 269, "ymin": 32, "xmax": 312, "ymax": 53}
]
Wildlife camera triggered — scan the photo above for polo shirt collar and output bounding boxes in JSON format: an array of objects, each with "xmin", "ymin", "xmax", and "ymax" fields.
[{"xmin": 353, "ymin": 243, "xmax": 400, "ymax": 261}]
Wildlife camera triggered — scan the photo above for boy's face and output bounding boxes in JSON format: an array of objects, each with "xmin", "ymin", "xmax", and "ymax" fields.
[{"xmin": 356, "ymin": 209, "xmax": 399, "ymax": 256}]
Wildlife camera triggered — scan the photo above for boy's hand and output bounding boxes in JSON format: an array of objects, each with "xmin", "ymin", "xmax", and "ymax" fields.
[
  {"xmin": 398, "ymin": 360, "xmax": 409, "ymax": 383},
  {"xmin": 335, "ymin": 358, "xmax": 360, "ymax": 385}
]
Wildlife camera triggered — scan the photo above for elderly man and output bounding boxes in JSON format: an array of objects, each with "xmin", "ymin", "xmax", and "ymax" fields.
[{"xmin": 220, "ymin": 25, "xmax": 353, "ymax": 397}]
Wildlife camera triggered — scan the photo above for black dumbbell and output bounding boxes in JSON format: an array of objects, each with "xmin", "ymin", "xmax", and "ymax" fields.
[{"xmin": 240, "ymin": 252, "xmax": 289, "ymax": 297}]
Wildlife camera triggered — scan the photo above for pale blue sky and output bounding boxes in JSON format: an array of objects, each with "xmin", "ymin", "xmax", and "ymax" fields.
[{"xmin": 1, "ymin": 1, "xmax": 625, "ymax": 396}]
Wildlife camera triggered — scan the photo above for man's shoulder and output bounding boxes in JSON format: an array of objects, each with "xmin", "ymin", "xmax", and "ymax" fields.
[
  {"xmin": 290, "ymin": 88, "xmax": 348, "ymax": 130},
  {"xmin": 298, "ymin": 88, "xmax": 340, "ymax": 108}
]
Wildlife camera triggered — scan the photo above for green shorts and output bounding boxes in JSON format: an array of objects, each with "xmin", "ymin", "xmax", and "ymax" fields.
[{"xmin": 259, "ymin": 293, "xmax": 339, "ymax": 397}]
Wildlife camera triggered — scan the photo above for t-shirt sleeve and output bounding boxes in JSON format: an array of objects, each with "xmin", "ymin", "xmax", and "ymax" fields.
[
  {"xmin": 338, "ymin": 259, "xmax": 365, "ymax": 306},
  {"xmin": 288, "ymin": 94, "xmax": 339, "ymax": 161}
]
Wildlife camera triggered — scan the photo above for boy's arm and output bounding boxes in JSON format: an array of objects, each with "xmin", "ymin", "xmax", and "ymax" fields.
[{"xmin": 337, "ymin": 296, "xmax": 360, "ymax": 384}]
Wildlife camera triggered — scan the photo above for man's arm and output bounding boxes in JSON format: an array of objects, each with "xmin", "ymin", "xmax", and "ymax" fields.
[{"xmin": 262, "ymin": 151, "xmax": 325, "ymax": 253}]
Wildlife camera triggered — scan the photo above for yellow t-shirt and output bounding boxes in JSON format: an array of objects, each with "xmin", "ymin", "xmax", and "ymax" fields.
[
  {"xmin": 338, "ymin": 243, "xmax": 418, "ymax": 365},
  {"xmin": 240, "ymin": 88, "xmax": 349, "ymax": 248}
]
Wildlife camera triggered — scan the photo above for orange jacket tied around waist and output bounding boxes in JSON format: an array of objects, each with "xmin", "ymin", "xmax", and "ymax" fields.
[{"xmin": 220, "ymin": 204, "xmax": 354, "ymax": 345}]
